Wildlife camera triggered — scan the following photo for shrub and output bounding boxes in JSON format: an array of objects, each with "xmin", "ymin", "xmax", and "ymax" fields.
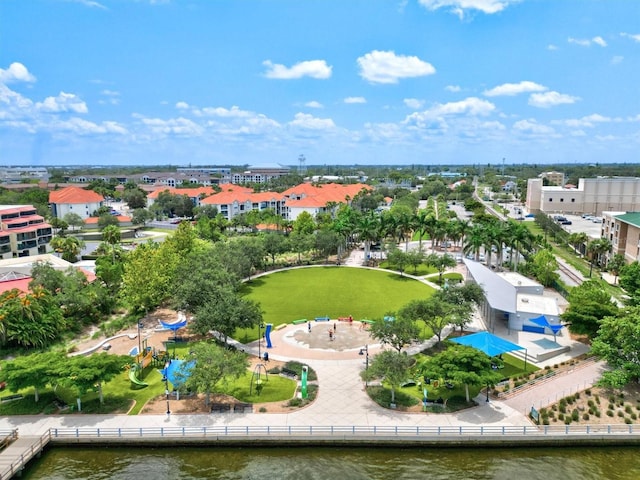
[
  {"xmin": 564, "ymin": 417, "xmax": 572, "ymax": 425},
  {"xmin": 587, "ymin": 400, "xmax": 595, "ymax": 408},
  {"xmin": 558, "ymin": 413, "xmax": 565, "ymax": 421},
  {"xmin": 631, "ymin": 413, "xmax": 637, "ymax": 420},
  {"xmin": 595, "ymin": 411, "xmax": 601, "ymax": 418},
  {"xmin": 607, "ymin": 410, "xmax": 614, "ymax": 417},
  {"xmin": 288, "ymin": 398, "xmax": 302, "ymax": 407},
  {"xmin": 585, "ymin": 388, "xmax": 592, "ymax": 396},
  {"xmin": 574, "ymin": 392, "xmax": 580, "ymax": 399},
  {"xmin": 625, "ymin": 417, "xmax": 633, "ymax": 424},
  {"xmin": 618, "ymin": 410, "xmax": 624, "ymax": 418},
  {"xmin": 582, "ymin": 413, "xmax": 590, "ymax": 421},
  {"xmin": 259, "ymin": 407, "xmax": 267, "ymax": 413},
  {"xmin": 595, "ymin": 395, "xmax": 600, "ymax": 404},
  {"xmin": 625, "ymin": 405, "xmax": 633, "ymax": 414},
  {"xmin": 571, "ymin": 409, "xmax": 579, "ymax": 421},
  {"xmin": 609, "ymin": 395, "xmax": 616, "ymax": 403}
]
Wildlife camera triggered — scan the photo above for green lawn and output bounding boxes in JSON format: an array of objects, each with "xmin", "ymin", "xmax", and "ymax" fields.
[{"xmin": 239, "ymin": 267, "xmax": 435, "ymax": 342}]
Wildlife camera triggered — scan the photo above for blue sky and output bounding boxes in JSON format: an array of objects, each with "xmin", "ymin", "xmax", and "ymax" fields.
[{"xmin": 1, "ymin": 0, "xmax": 639, "ymax": 167}]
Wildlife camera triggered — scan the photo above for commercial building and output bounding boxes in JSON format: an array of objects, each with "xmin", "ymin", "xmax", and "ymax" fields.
[
  {"xmin": 526, "ymin": 177, "xmax": 640, "ymax": 216},
  {"xmin": 602, "ymin": 211, "xmax": 640, "ymax": 264}
]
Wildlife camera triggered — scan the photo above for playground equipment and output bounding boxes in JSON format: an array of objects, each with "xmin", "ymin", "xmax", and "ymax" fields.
[
  {"xmin": 160, "ymin": 359, "xmax": 194, "ymax": 391},
  {"xmin": 250, "ymin": 363, "xmax": 268, "ymax": 395},
  {"xmin": 159, "ymin": 312, "xmax": 188, "ymax": 341},
  {"xmin": 264, "ymin": 323, "xmax": 273, "ymax": 349},
  {"xmin": 301, "ymin": 365, "xmax": 308, "ymax": 399},
  {"xmin": 128, "ymin": 364, "xmax": 148, "ymax": 387}
]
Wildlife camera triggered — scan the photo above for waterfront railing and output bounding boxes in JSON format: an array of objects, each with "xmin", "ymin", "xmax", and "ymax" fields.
[{"xmin": 49, "ymin": 424, "xmax": 640, "ymax": 439}]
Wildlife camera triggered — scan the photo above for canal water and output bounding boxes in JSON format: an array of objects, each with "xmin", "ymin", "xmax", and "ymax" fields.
[{"xmin": 23, "ymin": 445, "xmax": 640, "ymax": 479}]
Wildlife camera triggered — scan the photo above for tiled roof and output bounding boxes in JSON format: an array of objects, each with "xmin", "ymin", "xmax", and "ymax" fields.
[
  {"xmin": 49, "ymin": 186, "xmax": 104, "ymax": 204},
  {"xmin": 84, "ymin": 215, "xmax": 131, "ymax": 224},
  {"xmin": 147, "ymin": 186, "xmax": 217, "ymax": 199},
  {"xmin": 201, "ymin": 190, "xmax": 285, "ymax": 206},
  {"xmin": 283, "ymin": 183, "xmax": 371, "ymax": 208}
]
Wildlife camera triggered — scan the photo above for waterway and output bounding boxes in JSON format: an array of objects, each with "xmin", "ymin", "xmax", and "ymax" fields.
[{"xmin": 23, "ymin": 446, "xmax": 640, "ymax": 480}]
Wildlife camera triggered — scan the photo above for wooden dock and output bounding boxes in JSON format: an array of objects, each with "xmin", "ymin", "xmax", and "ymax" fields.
[{"xmin": 0, "ymin": 433, "xmax": 50, "ymax": 480}]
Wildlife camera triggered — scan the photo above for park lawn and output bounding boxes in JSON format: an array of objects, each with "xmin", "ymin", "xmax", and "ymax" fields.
[
  {"xmin": 500, "ymin": 353, "xmax": 539, "ymax": 377},
  {"xmin": 379, "ymin": 261, "xmax": 438, "ymax": 277},
  {"xmin": 239, "ymin": 267, "xmax": 434, "ymax": 342},
  {"xmin": 222, "ymin": 370, "xmax": 297, "ymax": 403}
]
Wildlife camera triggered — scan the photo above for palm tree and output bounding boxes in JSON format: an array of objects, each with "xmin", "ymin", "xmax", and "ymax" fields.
[
  {"xmin": 355, "ymin": 212, "xmax": 380, "ymax": 262},
  {"xmin": 463, "ymin": 225, "xmax": 485, "ymax": 261},
  {"xmin": 413, "ymin": 209, "xmax": 434, "ymax": 251},
  {"xmin": 587, "ymin": 238, "xmax": 612, "ymax": 277}
]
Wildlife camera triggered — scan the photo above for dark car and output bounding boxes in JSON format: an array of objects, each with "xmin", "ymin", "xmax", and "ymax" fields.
[{"xmin": 561, "ymin": 220, "xmax": 572, "ymax": 225}]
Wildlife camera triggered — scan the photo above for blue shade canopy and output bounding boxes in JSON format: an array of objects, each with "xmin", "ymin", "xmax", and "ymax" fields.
[
  {"xmin": 160, "ymin": 318, "xmax": 187, "ymax": 332},
  {"xmin": 530, "ymin": 315, "xmax": 564, "ymax": 334},
  {"xmin": 451, "ymin": 331, "xmax": 524, "ymax": 357},
  {"xmin": 161, "ymin": 359, "xmax": 195, "ymax": 387}
]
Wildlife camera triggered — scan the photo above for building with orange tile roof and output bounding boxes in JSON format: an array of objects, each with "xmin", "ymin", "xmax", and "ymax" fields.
[
  {"xmin": 282, "ymin": 183, "xmax": 371, "ymax": 220},
  {"xmin": 49, "ymin": 186, "xmax": 104, "ymax": 219},
  {"xmin": 0, "ymin": 205, "xmax": 53, "ymax": 259},
  {"xmin": 200, "ymin": 189, "xmax": 286, "ymax": 220},
  {"xmin": 146, "ymin": 186, "xmax": 218, "ymax": 208}
]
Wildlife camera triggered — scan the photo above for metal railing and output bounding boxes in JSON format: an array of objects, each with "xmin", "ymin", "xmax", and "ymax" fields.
[
  {"xmin": 0, "ymin": 430, "xmax": 51, "ymax": 480},
  {"xmin": 49, "ymin": 424, "xmax": 640, "ymax": 440}
]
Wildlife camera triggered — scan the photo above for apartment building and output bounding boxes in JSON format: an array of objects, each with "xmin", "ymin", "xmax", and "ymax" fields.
[{"xmin": 0, "ymin": 205, "xmax": 53, "ymax": 259}]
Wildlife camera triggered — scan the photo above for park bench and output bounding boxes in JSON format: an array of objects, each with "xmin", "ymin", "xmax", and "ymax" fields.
[
  {"xmin": 314, "ymin": 316, "xmax": 330, "ymax": 321},
  {"xmin": 233, "ymin": 403, "xmax": 253, "ymax": 413},
  {"xmin": 281, "ymin": 368, "xmax": 298, "ymax": 379},
  {"xmin": 210, "ymin": 403, "xmax": 231, "ymax": 413},
  {"xmin": 0, "ymin": 394, "xmax": 23, "ymax": 404},
  {"xmin": 292, "ymin": 319, "xmax": 308, "ymax": 325}
]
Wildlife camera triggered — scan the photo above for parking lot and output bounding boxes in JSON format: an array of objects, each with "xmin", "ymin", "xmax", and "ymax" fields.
[{"xmin": 553, "ymin": 213, "xmax": 604, "ymax": 239}]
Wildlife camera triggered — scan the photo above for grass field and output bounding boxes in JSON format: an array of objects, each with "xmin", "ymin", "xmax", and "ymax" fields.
[{"xmin": 239, "ymin": 266, "xmax": 435, "ymax": 342}]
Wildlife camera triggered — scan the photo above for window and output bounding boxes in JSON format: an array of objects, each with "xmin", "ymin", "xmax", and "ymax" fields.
[
  {"xmin": 560, "ymin": 198, "xmax": 564, "ymax": 202},
  {"xmin": 548, "ymin": 198, "xmax": 553, "ymax": 202},
  {"xmin": 571, "ymin": 198, "xmax": 575, "ymax": 202}
]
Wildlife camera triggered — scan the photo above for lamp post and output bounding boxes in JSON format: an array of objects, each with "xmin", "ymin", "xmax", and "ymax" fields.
[
  {"xmin": 163, "ymin": 364, "xmax": 171, "ymax": 418},
  {"xmin": 137, "ymin": 321, "xmax": 143, "ymax": 357},
  {"xmin": 486, "ymin": 384, "xmax": 490, "ymax": 402},
  {"xmin": 359, "ymin": 344, "xmax": 369, "ymax": 387},
  {"xmin": 258, "ymin": 322, "xmax": 262, "ymax": 362}
]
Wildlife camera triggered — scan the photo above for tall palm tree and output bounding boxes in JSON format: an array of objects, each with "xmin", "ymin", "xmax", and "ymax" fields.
[
  {"xmin": 463, "ymin": 225, "xmax": 485, "ymax": 261},
  {"xmin": 587, "ymin": 238, "xmax": 612, "ymax": 277},
  {"xmin": 355, "ymin": 212, "xmax": 380, "ymax": 262},
  {"xmin": 413, "ymin": 209, "xmax": 434, "ymax": 251}
]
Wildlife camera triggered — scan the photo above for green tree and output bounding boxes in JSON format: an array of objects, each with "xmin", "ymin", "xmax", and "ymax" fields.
[
  {"xmin": 122, "ymin": 186, "xmax": 147, "ymax": 210},
  {"xmin": 263, "ymin": 232, "xmax": 287, "ymax": 266},
  {"xmin": 3, "ymin": 351, "xmax": 65, "ymax": 402},
  {"xmin": 361, "ymin": 350, "xmax": 413, "ymax": 404},
  {"xmin": 561, "ymin": 279, "xmax": 620, "ymax": 339},
  {"xmin": 385, "ymin": 244, "xmax": 410, "ymax": 276},
  {"xmin": 591, "ymin": 307, "xmax": 640, "ymax": 388},
  {"xmin": 425, "ymin": 253, "xmax": 457, "ymax": 285},
  {"xmin": 606, "ymin": 253, "xmax": 626, "ymax": 285},
  {"xmin": 406, "ymin": 248, "xmax": 425, "ymax": 274},
  {"xmin": 288, "ymin": 231, "xmax": 314, "ymax": 264},
  {"xmin": 61, "ymin": 353, "xmax": 130, "ymax": 410},
  {"xmin": 63, "ymin": 212, "xmax": 85, "ymax": 231},
  {"xmin": 97, "ymin": 213, "xmax": 120, "ymax": 230},
  {"xmin": 182, "ymin": 342, "xmax": 249, "ymax": 406},
  {"xmin": 292, "ymin": 211, "xmax": 316, "ymax": 235},
  {"xmin": 369, "ymin": 316, "xmax": 420, "ymax": 352},
  {"xmin": 529, "ymin": 249, "xmax": 559, "ymax": 287},
  {"xmin": 315, "ymin": 229, "xmax": 340, "ymax": 262},
  {"xmin": 50, "ymin": 235, "xmax": 84, "ymax": 263},
  {"xmin": 0, "ymin": 287, "xmax": 66, "ymax": 349},
  {"xmin": 417, "ymin": 344, "xmax": 503, "ymax": 402},
  {"xmin": 620, "ymin": 261, "xmax": 640, "ymax": 305},
  {"xmin": 587, "ymin": 238, "xmax": 612, "ymax": 278},
  {"xmin": 131, "ymin": 208, "xmax": 154, "ymax": 226},
  {"xmin": 399, "ymin": 296, "xmax": 451, "ymax": 343},
  {"xmin": 192, "ymin": 292, "xmax": 263, "ymax": 345}
]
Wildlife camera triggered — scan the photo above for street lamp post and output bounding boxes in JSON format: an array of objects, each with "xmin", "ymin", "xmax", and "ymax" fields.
[
  {"xmin": 258, "ymin": 322, "xmax": 262, "ymax": 361},
  {"xmin": 359, "ymin": 344, "xmax": 369, "ymax": 387},
  {"xmin": 163, "ymin": 365, "xmax": 171, "ymax": 418},
  {"xmin": 137, "ymin": 321, "xmax": 143, "ymax": 357}
]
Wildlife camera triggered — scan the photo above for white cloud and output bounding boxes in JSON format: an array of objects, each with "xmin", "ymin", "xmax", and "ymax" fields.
[
  {"xmin": 262, "ymin": 59, "xmax": 332, "ymax": 80},
  {"xmin": 304, "ymin": 101, "xmax": 324, "ymax": 109},
  {"xmin": 418, "ymin": 0, "xmax": 517, "ymax": 17},
  {"xmin": 344, "ymin": 96, "xmax": 366, "ymax": 104},
  {"xmin": 357, "ymin": 50, "xmax": 435, "ymax": 84},
  {"xmin": 99, "ymin": 89, "xmax": 120, "ymax": 105},
  {"xmin": 140, "ymin": 116, "xmax": 204, "ymax": 136},
  {"xmin": 404, "ymin": 97, "xmax": 495, "ymax": 129},
  {"xmin": 195, "ymin": 106, "xmax": 253, "ymax": 118},
  {"xmin": 611, "ymin": 55, "xmax": 624, "ymax": 65},
  {"xmin": 70, "ymin": 0, "xmax": 107, "ymax": 9},
  {"xmin": 289, "ymin": 113, "xmax": 336, "ymax": 130},
  {"xmin": 568, "ymin": 36, "xmax": 607, "ymax": 47},
  {"xmin": 528, "ymin": 91, "xmax": 579, "ymax": 108},
  {"xmin": 547, "ymin": 44, "xmax": 558, "ymax": 51},
  {"xmin": 445, "ymin": 85, "xmax": 461, "ymax": 92},
  {"xmin": 513, "ymin": 119, "xmax": 555, "ymax": 135},
  {"xmin": 404, "ymin": 98, "xmax": 425, "ymax": 109},
  {"xmin": 592, "ymin": 36, "xmax": 607, "ymax": 47},
  {"xmin": 483, "ymin": 81, "xmax": 547, "ymax": 97},
  {"xmin": 175, "ymin": 101, "xmax": 190, "ymax": 110},
  {"xmin": 554, "ymin": 114, "xmax": 611, "ymax": 128},
  {"xmin": 36, "ymin": 92, "xmax": 88, "ymax": 113},
  {"xmin": 0, "ymin": 62, "xmax": 36, "ymax": 84},
  {"xmin": 621, "ymin": 32, "xmax": 640, "ymax": 43}
]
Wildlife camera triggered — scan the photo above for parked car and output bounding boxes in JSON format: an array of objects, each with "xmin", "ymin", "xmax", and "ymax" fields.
[{"xmin": 561, "ymin": 220, "xmax": 572, "ymax": 225}]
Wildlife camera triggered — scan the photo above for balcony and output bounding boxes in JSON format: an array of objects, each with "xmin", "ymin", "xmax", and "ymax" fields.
[
  {"xmin": 16, "ymin": 232, "xmax": 36, "ymax": 241},
  {"xmin": 37, "ymin": 228, "xmax": 53, "ymax": 236},
  {"xmin": 0, "ymin": 245, "xmax": 10, "ymax": 254},
  {"xmin": 17, "ymin": 240, "xmax": 37, "ymax": 250},
  {"xmin": 38, "ymin": 236, "xmax": 52, "ymax": 245}
]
